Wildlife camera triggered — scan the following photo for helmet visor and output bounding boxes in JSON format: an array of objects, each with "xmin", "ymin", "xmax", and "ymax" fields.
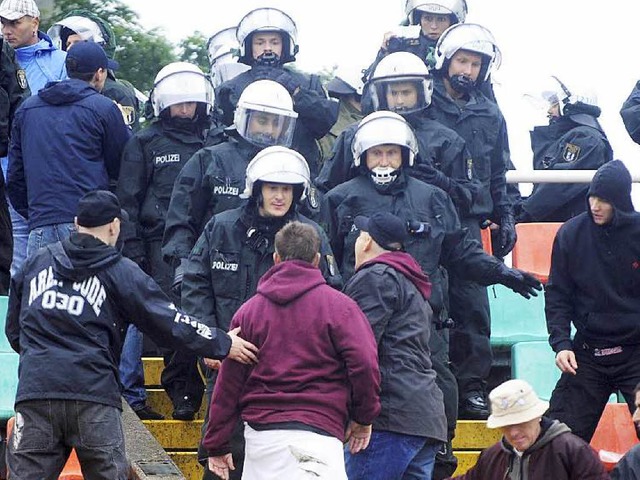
[
  {"xmin": 152, "ymin": 71, "xmax": 213, "ymax": 116},
  {"xmin": 236, "ymin": 108, "xmax": 297, "ymax": 148},
  {"xmin": 369, "ymin": 76, "xmax": 432, "ymax": 115}
]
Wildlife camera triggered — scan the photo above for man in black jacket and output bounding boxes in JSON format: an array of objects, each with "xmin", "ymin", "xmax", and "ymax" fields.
[
  {"xmin": 215, "ymin": 7, "xmax": 338, "ymax": 179},
  {"xmin": 546, "ymin": 160, "xmax": 640, "ymax": 442},
  {"xmin": 0, "ymin": 37, "xmax": 29, "ymax": 293},
  {"xmin": 5, "ymin": 190, "xmax": 257, "ymax": 480},
  {"xmin": 344, "ymin": 212, "xmax": 447, "ymax": 479}
]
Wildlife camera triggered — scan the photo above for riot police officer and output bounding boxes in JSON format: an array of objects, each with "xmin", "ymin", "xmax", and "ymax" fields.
[
  {"xmin": 116, "ymin": 61, "xmax": 213, "ymax": 420},
  {"xmin": 321, "ymin": 111, "xmax": 541, "ymax": 477},
  {"xmin": 183, "ymin": 146, "xmax": 341, "ymax": 479},
  {"xmin": 47, "ymin": 10, "xmax": 141, "ymax": 130},
  {"xmin": 517, "ymin": 77, "xmax": 612, "ymax": 222},
  {"xmin": 430, "ymin": 23, "xmax": 518, "ymax": 419},
  {"xmin": 215, "ymin": 7, "xmax": 338, "ymax": 178},
  {"xmin": 205, "ymin": 26, "xmax": 249, "ymax": 146},
  {"xmin": 317, "ymin": 51, "xmax": 476, "ymax": 219}
]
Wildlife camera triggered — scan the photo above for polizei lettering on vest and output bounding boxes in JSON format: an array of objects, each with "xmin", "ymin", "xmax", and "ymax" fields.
[
  {"xmin": 211, "ymin": 261, "xmax": 239, "ymax": 271},
  {"xmin": 154, "ymin": 153, "xmax": 181, "ymax": 165},
  {"xmin": 212, "ymin": 186, "xmax": 239, "ymax": 196}
]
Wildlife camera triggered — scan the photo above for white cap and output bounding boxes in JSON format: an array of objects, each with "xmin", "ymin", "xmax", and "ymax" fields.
[
  {"xmin": 486, "ymin": 380, "xmax": 549, "ymax": 429},
  {"xmin": 0, "ymin": 0, "xmax": 39, "ymax": 20}
]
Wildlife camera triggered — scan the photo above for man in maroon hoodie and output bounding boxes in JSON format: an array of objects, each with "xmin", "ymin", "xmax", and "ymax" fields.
[
  {"xmin": 203, "ymin": 221, "xmax": 381, "ymax": 480},
  {"xmin": 344, "ymin": 212, "xmax": 447, "ymax": 480}
]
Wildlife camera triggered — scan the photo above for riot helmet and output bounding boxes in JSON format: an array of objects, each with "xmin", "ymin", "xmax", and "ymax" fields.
[
  {"xmin": 149, "ymin": 62, "xmax": 214, "ymax": 117},
  {"xmin": 241, "ymin": 146, "xmax": 311, "ymax": 204},
  {"xmin": 367, "ymin": 52, "xmax": 433, "ymax": 115},
  {"xmin": 47, "ymin": 10, "xmax": 116, "ymax": 58},
  {"xmin": 327, "ymin": 65, "xmax": 365, "ymax": 99},
  {"xmin": 434, "ymin": 23, "xmax": 501, "ymax": 93},
  {"xmin": 237, "ymin": 7, "xmax": 298, "ymax": 66},
  {"xmin": 207, "ymin": 27, "xmax": 250, "ymax": 89},
  {"xmin": 540, "ymin": 76, "xmax": 600, "ymax": 118},
  {"xmin": 234, "ymin": 80, "xmax": 298, "ymax": 148},
  {"xmin": 405, "ymin": 0, "xmax": 468, "ymax": 26},
  {"xmin": 352, "ymin": 111, "xmax": 419, "ymax": 185}
]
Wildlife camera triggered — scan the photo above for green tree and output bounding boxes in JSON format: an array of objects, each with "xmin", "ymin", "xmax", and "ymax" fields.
[
  {"xmin": 178, "ymin": 31, "xmax": 209, "ymax": 73},
  {"xmin": 40, "ymin": 0, "xmax": 177, "ymax": 92}
]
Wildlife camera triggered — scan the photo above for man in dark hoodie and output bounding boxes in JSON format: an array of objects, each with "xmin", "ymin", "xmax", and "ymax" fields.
[
  {"xmin": 447, "ymin": 379, "xmax": 607, "ymax": 480},
  {"xmin": 546, "ymin": 160, "xmax": 640, "ymax": 442},
  {"xmin": 203, "ymin": 221, "xmax": 380, "ymax": 480},
  {"xmin": 516, "ymin": 77, "xmax": 612, "ymax": 223},
  {"xmin": 7, "ymin": 41, "xmax": 130, "ymax": 257},
  {"xmin": 5, "ymin": 190, "xmax": 258, "ymax": 480},
  {"xmin": 343, "ymin": 212, "xmax": 447, "ymax": 479}
]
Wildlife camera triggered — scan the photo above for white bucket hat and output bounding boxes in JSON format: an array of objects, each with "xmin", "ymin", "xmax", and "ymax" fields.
[{"xmin": 486, "ymin": 379, "xmax": 549, "ymax": 429}]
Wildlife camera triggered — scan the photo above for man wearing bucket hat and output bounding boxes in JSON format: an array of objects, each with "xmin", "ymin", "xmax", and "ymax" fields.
[{"xmin": 447, "ymin": 379, "xmax": 606, "ymax": 479}]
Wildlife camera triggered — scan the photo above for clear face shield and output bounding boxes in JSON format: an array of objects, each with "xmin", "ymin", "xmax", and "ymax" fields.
[
  {"xmin": 210, "ymin": 54, "xmax": 250, "ymax": 89},
  {"xmin": 235, "ymin": 107, "xmax": 298, "ymax": 148},
  {"xmin": 369, "ymin": 76, "xmax": 432, "ymax": 115}
]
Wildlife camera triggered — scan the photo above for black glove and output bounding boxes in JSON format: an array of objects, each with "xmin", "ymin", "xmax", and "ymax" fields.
[
  {"xmin": 496, "ymin": 212, "xmax": 517, "ymax": 257},
  {"xmin": 410, "ymin": 163, "xmax": 451, "ymax": 191},
  {"xmin": 171, "ymin": 258, "xmax": 188, "ymax": 299},
  {"xmin": 498, "ymin": 266, "xmax": 542, "ymax": 299},
  {"xmin": 253, "ymin": 66, "xmax": 299, "ymax": 95}
]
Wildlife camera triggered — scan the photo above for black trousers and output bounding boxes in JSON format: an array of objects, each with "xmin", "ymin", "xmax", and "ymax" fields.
[
  {"xmin": 0, "ymin": 188, "xmax": 12, "ymax": 295},
  {"xmin": 146, "ymin": 238, "xmax": 204, "ymax": 410},
  {"xmin": 448, "ymin": 217, "xmax": 492, "ymax": 396},
  {"xmin": 547, "ymin": 341, "xmax": 640, "ymax": 442}
]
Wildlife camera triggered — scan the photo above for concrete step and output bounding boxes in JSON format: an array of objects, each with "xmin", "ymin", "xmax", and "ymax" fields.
[
  {"xmin": 453, "ymin": 420, "xmax": 502, "ymax": 449},
  {"xmin": 146, "ymin": 388, "xmax": 207, "ymax": 420},
  {"xmin": 169, "ymin": 452, "xmax": 203, "ymax": 480},
  {"xmin": 143, "ymin": 419, "xmax": 204, "ymax": 450}
]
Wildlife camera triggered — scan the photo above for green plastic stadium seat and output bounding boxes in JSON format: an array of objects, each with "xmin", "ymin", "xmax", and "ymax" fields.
[
  {"xmin": 511, "ymin": 341, "xmax": 617, "ymax": 403},
  {"xmin": 0, "ymin": 295, "xmax": 11, "ymax": 352},
  {"xmin": 489, "ymin": 285, "xmax": 548, "ymax": 347},
  {"xmin": 0, "ymin": 352, "xmax": 19, "ymax": 421}
]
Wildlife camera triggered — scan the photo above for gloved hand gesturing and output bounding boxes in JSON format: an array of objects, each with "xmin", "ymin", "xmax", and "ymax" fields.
[
  {"xmin": 410, "ymin": 163, "xmax": 451, "ymax": 191},
  {"xmin": 253, "ymin": 66, "xmax": 299, "ymax": 95},
  {"xmin": 499, "ymin": 267, "xmax": 542, "ymax": 299},
  {"xmin": 496, "ymin": 212, "xmax": 517, "ymax": 257}
]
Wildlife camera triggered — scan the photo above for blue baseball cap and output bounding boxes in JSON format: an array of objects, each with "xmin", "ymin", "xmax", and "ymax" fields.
[{"xmin": 66, "ymin": 41, "xmax": 119, "ymax": 74}]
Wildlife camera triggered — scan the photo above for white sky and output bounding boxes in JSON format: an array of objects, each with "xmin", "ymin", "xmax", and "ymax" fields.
[{"xmin": 128, "ymin": 0, "xmax": 640, "ymax": 198}]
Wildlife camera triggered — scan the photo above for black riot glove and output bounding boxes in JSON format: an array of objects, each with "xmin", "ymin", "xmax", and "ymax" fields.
[
  {"xmin": 410, "ymin": 163, "xmax": 451, "ymax": 191},
  {"xmin": 253, "ymin": 66, "xmax": 300, "ymax": 95},
  {"xmin": 496, "ymin": 212, "xmax": 517, "ymax": 258},
  {"xmin": 171, "ymin": 258, "xmax": 188, "ymax": 299},
  {"xmin": 497, "ymin": 265, "xmax": 542, "ymax": 299}
]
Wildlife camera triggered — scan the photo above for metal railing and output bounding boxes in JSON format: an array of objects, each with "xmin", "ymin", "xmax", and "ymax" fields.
[{"xmin": 506, "ymin": 170, "xmax": 640, "ymax": 183}]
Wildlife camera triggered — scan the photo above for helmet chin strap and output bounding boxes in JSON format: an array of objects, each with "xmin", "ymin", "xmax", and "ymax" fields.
[
  {"xmin": 255, "ymin": 52, "xmax": 281, "ymax": 67},
  {"xmin": 370, "ymin": 166, "xmax": 399, "ymax": 185},
  {"xmin": 448, "ymin": 74, "xmax": 476, "ymax": 94}
]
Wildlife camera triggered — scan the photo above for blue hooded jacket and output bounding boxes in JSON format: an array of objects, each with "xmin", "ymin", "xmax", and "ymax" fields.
[
  {"xmin": 7, "ymin": 78, "xmax": 131, "ymax": 229},
  {"xmin": 15, "ymin": 32, "xmax": 67, "ymax": 94}
]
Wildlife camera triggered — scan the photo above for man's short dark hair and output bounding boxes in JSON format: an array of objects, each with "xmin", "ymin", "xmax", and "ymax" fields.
[
  {"xmin": 66, "ymin": 58, "xmax": 96, "ymax": 82},
  {"xmin": 275, "ymin": 222, "xmax": 320, "ymax": 264}
]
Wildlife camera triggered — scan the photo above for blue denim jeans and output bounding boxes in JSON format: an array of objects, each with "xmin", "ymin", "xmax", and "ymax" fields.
[
  {"xmin": 1, "ymin": 156, "xmax": 28, "ymax": 276},
  {"xmin": 119, "ymin": 324, "xmax": 146, "ymax": 410},
  {"xmin": 26, "ymin": 223, "xmax": 76, "ymax": 257},
  {"xmin": 345, "ymin": 431, "xmax": 440, "ymax": 480}
]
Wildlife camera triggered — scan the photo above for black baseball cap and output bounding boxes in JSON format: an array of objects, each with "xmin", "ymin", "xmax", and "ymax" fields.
[
  {"xmin": 76, "ymin": 190, "xmax": 128, "ymax": 228},
  {"xmin": 66, "ymin": 41, "xmax": 119, "ymax": 74},
  {"xmin": 354, "ymin": 212, "xmax": 408, "ymax": 251}
]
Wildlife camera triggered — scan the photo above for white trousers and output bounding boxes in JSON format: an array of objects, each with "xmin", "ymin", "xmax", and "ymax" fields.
[{"xmin": 241, "ymin": 423, "xmax": 347, "ymax": 480}]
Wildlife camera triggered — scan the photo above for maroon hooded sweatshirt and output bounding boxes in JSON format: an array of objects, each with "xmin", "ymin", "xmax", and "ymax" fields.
[{"xmin": 203, "ymin": 259, "xmax": 381, "ymax": 456}]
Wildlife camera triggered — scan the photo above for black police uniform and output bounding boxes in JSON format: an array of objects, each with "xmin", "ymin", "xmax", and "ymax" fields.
[
  {"xmin": 315, "ymin": 112, "xmax": 477, "ymax": 217},
  {"xmin": 429, "ymin": 76, "xmax": 515, "ymax": 410},
  {"xmin": 546, "ymin": 160, "xmax": 640, "ymax": 442},
  {"xmin": 103, "ymin": 73, "xmax": 140, "ymax": 131},
  {"xmin": 215, "ymin": 66, "xmax": 338, "ymax": 178},
  {"xmin": 184, "ymin": 200, "xmax": 342, "ymax": 480},
  {"xmin": 0, "ymin": 39, "xmax": 29, "ymax": 293},
  {"xmin": 518, "ymin": 115, "xmax": 613, "ymax": 222},
  {"xmin": 161, "ymin": 133, "xmax": 260, "ymax": 268},
  {"xmin": 321, "ymin": 170, "xmax": 516, "ymax": 471},
  {"xmin": 116, "ymin": 112, "xmax": 209, "ymax": 416},
  {"xmin": 620, "ymin": 80, "xmax": 640, "ymax": 145}
]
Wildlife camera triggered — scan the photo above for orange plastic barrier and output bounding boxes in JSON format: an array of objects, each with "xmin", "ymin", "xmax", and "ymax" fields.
[
  {"xmin": 6, "ymin": 416, "xmax": 84, "ymax": 479},
  {"xmin": 590, "ymin": 403, "xmax": 639, "ymax": 472},
  {"xmin": 511, "ymin": 222, "xmax": 562, "ymax": 284}
]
